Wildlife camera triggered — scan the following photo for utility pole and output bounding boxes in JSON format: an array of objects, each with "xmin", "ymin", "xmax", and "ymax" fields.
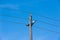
[
  {"xmin": 26, "ymin": 13, "xmax": 36, "ymax": 40},
  {"xmin": 29, "ymin": 13, "xmax": 32, "ymax": 40}
]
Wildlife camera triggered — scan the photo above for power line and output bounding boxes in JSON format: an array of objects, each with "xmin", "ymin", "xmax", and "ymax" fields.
[
  {"xmin": 1, "ymin": 14, "xmax": 60, "ymax": 28},
  {"xmin": 1, "ymin": 20, "xmax": 60, "ymax": 34},
  {"xmin": 0, "ymin": 14, "xmax": 28, "ymax": 20},
  {"xmin": 17, "ymin": 11, "xmax": 60, "ymax": 22},
  {"xmin": 2, "ymin": 18, "xmax": 60, "ymax": 29},
  {"xmin": 2, "ymin": 13, "xmax": 59, "ymax": 27},
  {"xmin": 37, "ymin": 20, "xmax": 60, "ymax": 28},
  {"xmin": 14, "ymin": 11, "xmax": 60, "ymax": 22},
  {"xmin": 36, "ymin": 14, "xmax": 60, "ymax": 22},
  {"xmin": 1, "ymin": 13, "xmax": 60, "ymax": 40},
  {"xmin": 41, "ymin": 15, "xmax": 60, "ymax": 22},
  {"xmin": 1, "ymin": 14, "xmax": 60, "ymax": 29},
  {"xmin": 1, "ymin": 12, "xmax": 60, "ymax": 22},
  {"xmin": 35, "ymin": 27, "xmax": 60, "ymax": 34},
  {"xmin": 1, "ymin": 18, "xmax": 60, "ymax": 34},
  {"xmin": 1, "ymin": 20, "xmax": 25, "ymax": 25}
]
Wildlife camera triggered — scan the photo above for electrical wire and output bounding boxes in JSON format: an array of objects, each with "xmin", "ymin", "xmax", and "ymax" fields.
[
  {"xmin": 35, "ymin": 13, "xmax": 60, "ymax": 22},
  {"xmin": 16, "ymin": 11, "xmax": 60, "ymax": 22},
  {"xmin": 1, "ymin": 15, "xmax": 60, "ymax": 28},
  {"xmin": 18, "ymin": 11, "xmax": 60, "ymax": 22},
  {"xmin": 1, "ymin": 12, "xmax": 60, "ymax": 22},
  {"xmin": 1, "ymin": 13, "xmax": 60, "ymax": 34},
  {"xmin": 34, "ymin": 27, "xmax": 60, "ymax": 34},
  {"xmin": 36, "ymin": 20, "xmax": 60, "ymax": 28},
  {"xmin": 1, "ymin": 20, "xmax": 60, "ymax": 34},
  {"xmin": 0, "ymin": 14, "xmax": 28, "ymax": 20},
  {"xmin": 1, "ymin": 14, "xmax": 60, "ymax": 28},
  {"xmin": 1, "ymin": 20, "xmax": 26, "ymax": 25},
  {"xmin": 0, "ymin": 13, "xmax": 60, "ymax": 36}
]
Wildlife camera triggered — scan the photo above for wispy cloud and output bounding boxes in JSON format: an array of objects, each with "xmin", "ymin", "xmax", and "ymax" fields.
[{"xmin": 0, "ymin": 4, "xmax": 19, "ymax": 10}]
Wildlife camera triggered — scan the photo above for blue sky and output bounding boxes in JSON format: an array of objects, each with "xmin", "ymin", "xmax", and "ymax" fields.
[{"xmin": 0, "ymin": 0, "xmax": 60, "ymax": 40}]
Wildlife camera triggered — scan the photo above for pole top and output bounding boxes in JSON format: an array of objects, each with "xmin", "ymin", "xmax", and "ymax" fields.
[{"xmin": 30, "ymin": 12, "xmax": 32, "ymax": 16}]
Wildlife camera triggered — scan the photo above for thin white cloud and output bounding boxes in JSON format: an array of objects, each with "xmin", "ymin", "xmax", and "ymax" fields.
[{"xmin": 0, "ymin": 4, "xmax": 19, "ymax": 10}]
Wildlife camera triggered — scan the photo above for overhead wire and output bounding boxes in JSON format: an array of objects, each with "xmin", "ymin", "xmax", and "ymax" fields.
[
  {"xmin": 3, "ymin": 11, "xmax": 59, "ymax": 22},
  {"xmin": 19, "ymin": 9, "xmax": 60, "ymax": 22},
  {"xmin": 1, "ymin": 14, "xmax": 60, "ymax": 27},
  {"xmin": 34, "ymin": 13, "xmax": 60, "ymax": 22},
  {"xmin": 1, "ymin": 15, "xmax": 60, "ymax": 28},
  {"xmin": 0, "ymin": 12, "xmax": 60, "ymax": 34},
  {"xmin": 0, "ymin": 14, "xmax": 28, "ymax": 20},
  {"xmin": 35, "ymin": 13, "xmax": 60, "ymax": 22},
  {"xmin": 32, "ymin": 13, "xmax": 60, "ymax": 28},
  {"xmin": 1, "ymin": 20, "xmax": 60, "ymax": 34},
  {"xmin": 34, "ymin": 13, "xmax": 60, "ymax": 34},
  {"xmin": 1, "ymin": 20, "xmax": 26, "ymax": 25},
  {"xmin": 24, "ymin": 11, "xmax": 60, "ymax": 22},
  {"xmin": 37, "ymin": 20, "xmax": 60, "ymax": 28},
  {"xmin": 33, "ymin": 20, "xmax": 60, "ymax": 34},
  {"xmin": 1, "ymin": 19, "xmax": 60, "ymax": 34},
  {"xmin": 34, "ymin": 27, "xmax": 60, "ymax": 34},
  {"xmin": 19, "ymin": 12, "xmax": 60, "ymax": 28}
]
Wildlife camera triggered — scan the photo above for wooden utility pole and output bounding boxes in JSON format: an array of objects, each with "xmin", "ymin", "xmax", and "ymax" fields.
[
  {"xmin": 29, "ymin": 13, "xmax": 32, "ymax": 40},
  {"xmin": 26, "ymin": 13, "xmax": 36, "ymax": 40}
]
